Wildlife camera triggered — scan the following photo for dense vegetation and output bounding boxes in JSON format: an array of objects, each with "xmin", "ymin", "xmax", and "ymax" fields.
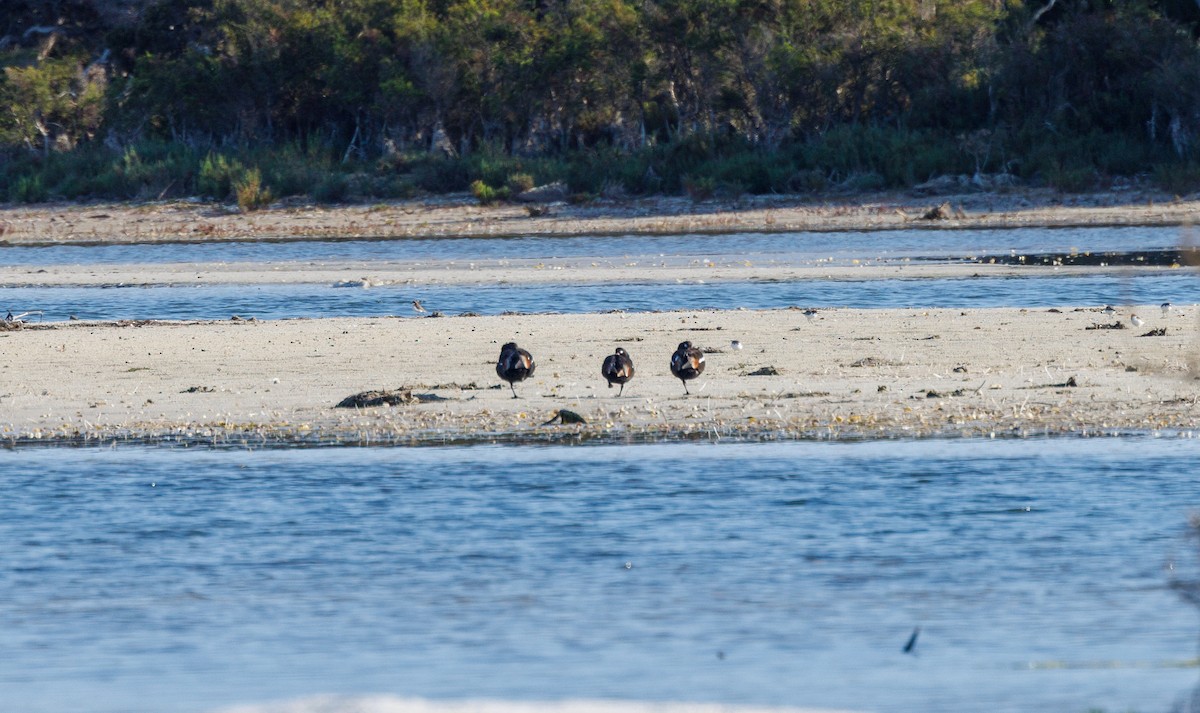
[{"xmin": 4, "ymin": 0, "xmax": 1200, "ymax": 206}]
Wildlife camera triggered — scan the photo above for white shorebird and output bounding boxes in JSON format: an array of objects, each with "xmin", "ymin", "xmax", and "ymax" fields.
[
  {"xmin": 412, "ymin": 299, "xmax": 426, "ymax": 314},
  {"xmin": 1131, "ymin": 314, "xmax": 1145, "ymax": 329},
  {"xmin": 730, "ymin": 340, "xmax": 743, "ymax": 351},
  {"xmin": 803, "ymin": 308, "xmax": 818, "ymax": 322},
  {"xmin": 1161, "ymin": 302, "xmax": 1173, "ymax": 316},
  {"xmin": 1102, "ymin": 304, "xmax": 1116, "ymax": 316}
]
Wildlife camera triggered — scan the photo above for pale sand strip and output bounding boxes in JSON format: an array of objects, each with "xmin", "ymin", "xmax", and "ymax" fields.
[
  {"xmin": 213, "ymin": 698, "xmax": 859, "ymax": 713},
  {"xmin": 2, "ymin": 306, "xmax": 1197, "ymax": 445},
  {"xmin": 0, "ymin": 258, "xmax": 1176, "ymax": 289}
]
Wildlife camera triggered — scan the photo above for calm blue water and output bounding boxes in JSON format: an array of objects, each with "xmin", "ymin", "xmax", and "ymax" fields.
[
  {"xmin": 2, "ymin": 271, "xmax": 1195, "ymax": 321},
  {"xmin": 0, "ymin": 225, "xmax": 1189, "ymax": 266},
  {"xmin": 3, "ymin": 439, "xmax": 1198, "ymax": 713}
]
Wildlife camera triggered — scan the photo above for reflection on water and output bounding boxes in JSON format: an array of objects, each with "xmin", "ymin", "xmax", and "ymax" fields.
[
  {"xmin": 2, "ymin": 271, "xmax": 1197, "ymax": 321},
  {"xmin": 2, "ymin": 439, "xmax": 1197, "ymax": 713}
]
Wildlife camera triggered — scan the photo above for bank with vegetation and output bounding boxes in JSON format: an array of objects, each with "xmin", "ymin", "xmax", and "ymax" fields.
[{"xmin": 4, "ymin": 0, "xmax": 1200, "ymax": 207}]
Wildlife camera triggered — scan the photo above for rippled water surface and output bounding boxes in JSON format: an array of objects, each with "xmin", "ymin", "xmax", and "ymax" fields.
[
  {"xmin": 0, "ymin": 225, "xmax": 1191, "ymax": 266},
  {"xmin": 3, "ymin": 439, "xmax": 1198, "ymax": 713},
  {"xmin": 4, "ymin": 226, "xmax": 1197, "ymax": 319},
  {"xmin": 3, "ymin": 271, "xmax": 1197, "ymax": 321}
]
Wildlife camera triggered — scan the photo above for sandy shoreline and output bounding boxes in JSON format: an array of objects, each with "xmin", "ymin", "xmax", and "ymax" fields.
[
  {"xmin": 1, "ymin": 187, "xmax": 1199, "ymax": 246},
  {"xmin": 2, "ymin": 305, "xmax": 1197, "ymax": 446}
]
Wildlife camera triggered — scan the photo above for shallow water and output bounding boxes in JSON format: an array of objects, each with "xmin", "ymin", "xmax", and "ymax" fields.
[
  {"xmin": 0, "ymin": 225, "xmax": 1191, "ymax": 266},
  {"xmin": 2, "ymin": 271, "xmax": 1196, "ymax": 321},
  {"xmin": 3, "ymin": 439, "xmax": 1198, "ymax": 713}
]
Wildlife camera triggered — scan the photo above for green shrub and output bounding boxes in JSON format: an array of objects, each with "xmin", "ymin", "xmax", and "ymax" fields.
[
  {"xmin": 506, "ymin": 172, "xmax": 535, "ymax": 194},
  {"xmin": 235, "ymin": 168, "xmax": 273, "ymax": 212},
  {"xmin": 198, "ymin": 153, "xmax": 246, "ymax": 201},
  {"xmin": 311, "ymin": 173, "xmax": 350, "ymax": 203},
  {"xmin": 1045, "ymin": 164, "xmax": 1097, "ymax": 193},
  {"xmin": 789, "ymin": 168, "xmax": 828, "ymax": 192},
  {"xmin": 109, "ymin": 145, "xmax": 190, "ymax": 199},
  {"xmin": 468, "ymin": 178, "xmax": 506, "ymax": 204},
  {"xmin": 840, "ymin": 172, "xmax": 887, "ymax": 192},
  {"xmin": 700, "ymin": 151, "xmax": 789, "ymax": 194},
  {"xmin": 370, "ymin": 175, "xmax": 419, "ymax": 199},
  {"xmin": 465, "ymin": 142, "xmax": 523, "ymax": 188},
  {"xmin": 795, "ymin": 126, "xmax": 967, "ymax": 188},
  {"xmin": 46, "ymin": 146, "xmax": 121, "ymax": 198},
  {"xmin": 260, "ymin": 148, "xmax": 320, "ymax": 198},
  {"xmin": 560, "ymin": 148, "xmax": 632, "ymax": 194},
  {"xmin": 682, "ymin": 175, "xmax": 716, "ymax": 201},
  {"xmin": 1153, "ymin": 162, "xmax": 1200, "ymax": 194},
  {"xmin": 8, "ymin": 174, "xmax": 47, "ymax": 203},
  {"xmin": 411, "ymin": 157, "xmax": 469, "ymax": 193}
]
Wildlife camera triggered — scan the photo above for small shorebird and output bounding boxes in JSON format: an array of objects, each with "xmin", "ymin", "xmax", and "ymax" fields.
[
  {"xmin": 412, "ymin": 299, "xmax": 426, "ymax": 314},
  {"xmin": 1131, "ymin": 314, "xmax": 1145, "ymax": 329},
  {"xmin": 730, "ymin": 340, "xmax": 743, "ymax": 351},
  {"xmin": 1102, "ymin": 304, "xmax": 1116, "ymax": 316},
  {"xmin": 601, "ymin": 347, "xmax": 635, "ymax": 396},
  {"xmin": 670, "ymin": 341, "xmax": 706, "ymax": 394},
  {"xmin": 1162, "ymin": 302, "xmax": 1173, "ymax": 316},
  {"xmin": 496, "ymin": 342, "xmax": 535, "ymax": 398},
  {"xmin": 803, "ymin": 308, "xmax": 818, "ymax": 322}
]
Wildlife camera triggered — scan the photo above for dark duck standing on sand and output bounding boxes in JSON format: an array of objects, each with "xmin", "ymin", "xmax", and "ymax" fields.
[
  {"xmin": 670, "ymin": 341, "xmax": 705, "ymax": 394},
  {"xmin": 601, "ymin": 347, "xmax": 635, "ymax": 396},
  {"xmin": 496, "ymin": 342, "xmax": 536, "ymax": 398}
]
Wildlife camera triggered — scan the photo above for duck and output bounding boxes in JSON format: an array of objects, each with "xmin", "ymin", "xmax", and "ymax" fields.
[
  {"xmin": 496, "ymin": 342, "xmax": 535, "ymax": 398},
  {"xmin": 601, "ymin": 347, "xmax": 635, "ymax": 396},
  {"xmin": 670, "ymin": 341, "xmax": 705, "ymax": 394}
]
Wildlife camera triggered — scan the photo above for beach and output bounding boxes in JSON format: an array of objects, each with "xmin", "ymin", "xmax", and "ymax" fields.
[
  {"xmin": 1, "ymin": 190, "xmax": 1198, "ymax": 445},
  {"xmin": 1, "ymin": 300, "xmax": 1196, "ymax": 445}
]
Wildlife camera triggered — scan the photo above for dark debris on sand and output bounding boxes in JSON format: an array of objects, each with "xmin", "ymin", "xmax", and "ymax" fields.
[
  {"xmin": 746, "ymin": 366, "xmax": 781, "ymax": 376},
  {"xmin": 336, "ymin": 389, "xmax": 417, "ymax": 408},
  {"xmin": 336, "ymin": 389, "xmax": 452, "ymax": 407},
  {"xmin": 542, "ymin": 409, "xmax": 587, "ymax": 425}
]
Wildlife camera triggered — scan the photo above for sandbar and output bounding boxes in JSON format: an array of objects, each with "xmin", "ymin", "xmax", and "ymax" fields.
[{"xmin": 2, "ymin": 304, "xmax": 1196, "ymax": 446}]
